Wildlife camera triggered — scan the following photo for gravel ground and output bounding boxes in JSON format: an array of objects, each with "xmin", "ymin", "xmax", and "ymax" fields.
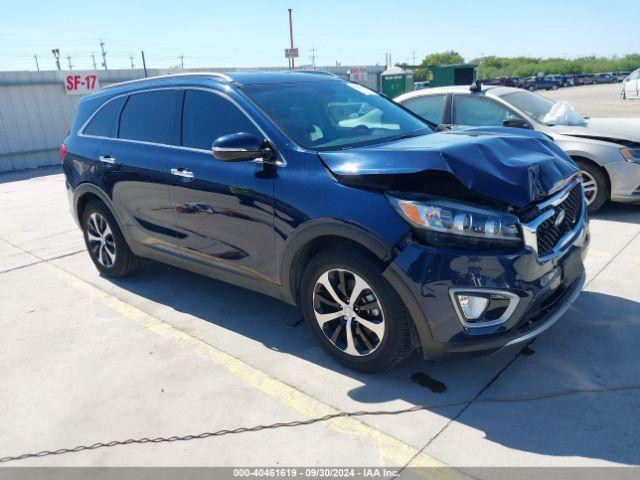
[{"xmin": 539, "ymin": 83, "xmax": 640, "ymax": 118}]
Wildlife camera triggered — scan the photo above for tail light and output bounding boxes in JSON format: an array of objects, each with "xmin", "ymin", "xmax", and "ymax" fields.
[{"xmin": 59, "ymin": 143, "xmax": 67, "ymax": 164}]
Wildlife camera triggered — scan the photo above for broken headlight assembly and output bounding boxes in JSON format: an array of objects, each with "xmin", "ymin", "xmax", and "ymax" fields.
[{"xmin": 388, "ymin": 196, "xmax": 522, "ymax": 249}]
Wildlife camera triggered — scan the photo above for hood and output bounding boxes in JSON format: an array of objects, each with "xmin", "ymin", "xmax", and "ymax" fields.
[
  {"xmin": 549, "ymin": 118, "xmax": 640, "ymax": 145},
  {"xmin": 319, "ymin": 127, "xmax": 578, "ymax": 208}
]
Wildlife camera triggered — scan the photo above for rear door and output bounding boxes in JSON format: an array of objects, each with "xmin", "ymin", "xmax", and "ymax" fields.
[
  {"xmin": 168, "ymin": 89, "xmax": 276, "ymax": 281},
  {"xmin": 96, "ymin": 89, "xmax": 179, "ymax": 254}
]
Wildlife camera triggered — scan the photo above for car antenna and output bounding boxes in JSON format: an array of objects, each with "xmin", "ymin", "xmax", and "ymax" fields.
[{"xmin": 470, "ymin": 80, "xmax": 482, "ymax": 93}]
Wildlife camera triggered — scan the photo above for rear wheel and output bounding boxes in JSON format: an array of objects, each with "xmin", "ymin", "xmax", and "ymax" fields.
[
  {"xmin": 300, "ymin": 248, "xmax": 413, "ymax": 372},
  {"xmin": 81, "ymin": 200, "xmax": 140, "ymax": 278},
  {"xmin": 575, "ymin": 160, "xmax": 609, "ymax": 213}
]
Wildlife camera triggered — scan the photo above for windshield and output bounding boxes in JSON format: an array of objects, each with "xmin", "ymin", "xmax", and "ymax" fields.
[
  {"xmin": 499, "ymin": 90, "xmax": 556, "ymax": 124},
  {"xmin": 241, "ymin": 81, "xmax": 432, "ymax": 150}
]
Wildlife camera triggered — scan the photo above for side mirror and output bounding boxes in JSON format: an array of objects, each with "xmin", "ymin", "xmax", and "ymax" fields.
[
  {"xmin": 502, "ymin": 118, "xmax": 532, "ymax": 129},
  {"xmin": 212, "ymin": 132, "xmax": 273, "ymax": 162}
]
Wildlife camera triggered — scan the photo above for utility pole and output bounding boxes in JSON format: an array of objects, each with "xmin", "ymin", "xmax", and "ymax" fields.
[
  {"xmin": 129, "ymin": 54, "xmax": 135, "ymax": 69},
  {"xmin": 288, "ymin": 8, "xmax": 295, "ymax": 70},
  {"xmin": 91, "ymin": 53, "xmax": 97, "ymax": 70},
  {"xmin": 178, "ymin": 55, "xmax": 184, "ymax": 69},
  {"xmin": 141, "ymin": 50, "xmax": 148, "ymax": 77},
  {"xmin": 411, "ymin": 51, "xmax": 417, "ymax": 65},
  {"xmin": 66, "ymin": 55, "xmax": 73, "ymax": 70},
  {"xmin": 310, "ymin": 47, "xmax": 317, "ymax": 69},
  {"xmin": 33, "ymin": 54, "xmax": 39, "ymax": 71},
  {"xmin": 51, "ymin": 49, "xmax": 61, "ymax": 70},
  {"xmin": 99, "ymin": 40, "xmax": 107, "ymax": 70}
]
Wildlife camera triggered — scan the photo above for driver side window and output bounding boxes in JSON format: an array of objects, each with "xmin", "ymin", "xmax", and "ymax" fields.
[
  {"xmin": 452, "ymin": 95, "xmax": 518, "ymax": 127},
  {"xmin": 181, "ymin": 90, "xmax": 259, "ymax": 150}
]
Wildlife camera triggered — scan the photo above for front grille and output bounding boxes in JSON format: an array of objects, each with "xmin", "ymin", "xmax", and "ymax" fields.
[{"xmin": 536, "ymin": 184, "xmax": 583, "ymax": 257}]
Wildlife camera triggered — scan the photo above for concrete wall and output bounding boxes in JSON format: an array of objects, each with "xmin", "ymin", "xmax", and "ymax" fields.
[{"xmin": 0, "ymin": 66, "xmax": 384, "ymax": 173}]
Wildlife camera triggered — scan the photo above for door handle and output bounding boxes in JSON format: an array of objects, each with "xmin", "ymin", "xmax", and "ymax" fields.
[
  {"xmin": 98, "ymin": 155, "xmax": 116, "ymax": 164},
  {"xmin": 171, "ymin": 167, "xmax": 195, "ymax": 179}
]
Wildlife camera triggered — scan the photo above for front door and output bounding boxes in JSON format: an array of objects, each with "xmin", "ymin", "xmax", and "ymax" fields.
[{"xmin": 168, "ymin": 89, "xmax": 276, "ymax": 282}]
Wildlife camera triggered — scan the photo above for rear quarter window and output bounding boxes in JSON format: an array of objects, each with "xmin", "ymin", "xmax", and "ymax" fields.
[{"xmin": 83, "ymin": 96, "xmax": 126, "ymax": 138}]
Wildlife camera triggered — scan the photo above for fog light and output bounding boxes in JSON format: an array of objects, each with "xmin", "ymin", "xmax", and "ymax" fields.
[
  {"xmin": 449, "ymin": 288, "xmax": 520, "ymax": 328},
  {"xmin": 455, "ymin": 294, "xmax": 489, "ymax": 320}
]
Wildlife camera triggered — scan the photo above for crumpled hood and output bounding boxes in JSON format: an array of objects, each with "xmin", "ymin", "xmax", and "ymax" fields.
[
  {"xmin": 319, "ymin": 127, "xmax": 578, "ymax": 208},
  {"xmin": 549, "ymin": 118, "xmax": 640, "ymax": 143}
]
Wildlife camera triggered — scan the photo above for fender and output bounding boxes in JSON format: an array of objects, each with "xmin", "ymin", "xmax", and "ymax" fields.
[
  {"xmin": 72, "ymin": 183, "xmax": 137, "ymax": 250},
  {"xmin": 278, "ymin": 218, "xmax": 406, "ymax": 304}
]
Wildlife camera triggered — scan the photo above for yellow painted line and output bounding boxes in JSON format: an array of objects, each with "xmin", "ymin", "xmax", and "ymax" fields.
[{"xmin": 49, "ymin": 263, "xmax": 445, "ymax": 468}]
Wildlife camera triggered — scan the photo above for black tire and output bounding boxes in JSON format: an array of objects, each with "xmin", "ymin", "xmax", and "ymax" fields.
[
  {"xmin": 81, "ymin": 200, "xmax": 141, "ymax": 278},
  {"xmin": 575, "ymin": 159, "xmax": 609, "ymax": 213},
  {"xmin": 299, "ymin": 248, "xmax": 413, "ymax": 373}
]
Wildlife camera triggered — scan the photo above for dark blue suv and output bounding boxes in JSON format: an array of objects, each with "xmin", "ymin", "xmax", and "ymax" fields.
[{"xmin": 62, "ymin": 72, "xmax": 589, "ymax": 372}]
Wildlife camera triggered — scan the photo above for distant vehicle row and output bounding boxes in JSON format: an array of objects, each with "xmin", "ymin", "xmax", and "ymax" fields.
[{"xmin": 476, "ymin": 71, "xmax": 635, "ymax": 92}]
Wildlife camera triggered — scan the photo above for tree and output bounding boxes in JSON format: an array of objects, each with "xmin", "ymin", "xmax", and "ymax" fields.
[{"xmin": 421, "ymin": 51, "xmax": 464, "ymax": 67}]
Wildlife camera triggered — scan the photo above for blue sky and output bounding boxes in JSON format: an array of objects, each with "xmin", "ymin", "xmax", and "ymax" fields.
[{"xmin": 0, "ymin": 0, "xmax": 637, "ymax": 71}]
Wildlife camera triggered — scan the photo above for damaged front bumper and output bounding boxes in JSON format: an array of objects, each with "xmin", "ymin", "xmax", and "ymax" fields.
[{"xmin": 382, "ymin": 221, "xmax": 589, "ymax": 360}]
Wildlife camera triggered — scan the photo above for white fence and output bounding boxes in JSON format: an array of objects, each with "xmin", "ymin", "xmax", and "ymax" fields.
[{"xmin": 0, "ymin": 66, "xmax": 384, "ymax": 173}]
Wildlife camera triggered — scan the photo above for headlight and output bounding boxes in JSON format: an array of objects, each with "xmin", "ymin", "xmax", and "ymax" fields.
[
  {"xmin": 620, "ymin": 148, "xmax": 640, "ymax": 163},
  {"xmin": 388, "ymin": 196, "xmax": 522, "ymax": 247}
]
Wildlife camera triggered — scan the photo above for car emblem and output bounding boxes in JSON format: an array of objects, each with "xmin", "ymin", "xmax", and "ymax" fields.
[{"xmin": 554, "ymin": 208, "xmax": 566, "ymax": 227}]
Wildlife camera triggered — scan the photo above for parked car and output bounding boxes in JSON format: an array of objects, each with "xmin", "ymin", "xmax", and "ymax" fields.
[
  {"xmin": 414, "ymin": 80, "xmax": 430, "ymax": 90},
  {"xmin": 614, "ymin": 71, "xmax": 630, "ymax": 83},
  {"xmin": 547, "ymin": 75, "xmax": 574, "ymax": 88},
  {"xmin": 580, "ymin": 74, "xmax": 595, "ymax": 85},
  {"xmin": 62, "ymin": 72, "xmax": 588, "ymax": 372},
  {"xmin": 397, "ymin": 84, "xmax": 640, "ymax": 212},
  {"xmin": 522, "ymin": 76, "xmax": 559, "ymax": 91},
  {"xmin": 593, "ymin": 73, "xmax": 614, "ymax": 84},
  {"xmin": 622, "ymin": 68, "xmax": 640, "ymax": 99}
]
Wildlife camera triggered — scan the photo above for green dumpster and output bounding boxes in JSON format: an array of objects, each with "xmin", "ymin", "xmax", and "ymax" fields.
[{"xmin": 429, "ymin": 63, "xmax": 477, "ymax": 87}]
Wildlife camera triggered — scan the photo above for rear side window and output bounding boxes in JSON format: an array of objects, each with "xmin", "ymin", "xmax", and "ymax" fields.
[
  {"xmin": 83, "ymin": 96, "xmax": 126, "ymax": 137},
  {"xmin": 402, "ymin": 95, "xmax": 446, "ymax": 125},
  {"xmin": 119, "ymin": 91, "xmax": 174, "ymax": 144},
  {"xmin": 181, "ymin": 90, "xmax": 259, "ymax": 150},
  {"xmin": 452, "ymin": 95, "xmax": 518, "ymax": 127}
]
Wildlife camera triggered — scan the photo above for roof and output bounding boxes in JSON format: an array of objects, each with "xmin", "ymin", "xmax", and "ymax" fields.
[
  {"xmin": 102, "ymin": 70, "xmax": 339, "ymax": 92},
  {"xmin": 395, "ymin": 85, "xmax": 520, "ymax": 102}
]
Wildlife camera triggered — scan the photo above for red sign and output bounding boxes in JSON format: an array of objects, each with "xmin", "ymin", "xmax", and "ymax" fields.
[
  {"xmin": 284, "ymin": 48, "xmax": 299, "ymax": 59},
  {"xmin": 65, "ymin": 73, "xmax": 100, "ymax": 95},
  {"xmin": 349, "ymin": 66, "xmax": 368, "ymax": 82}
]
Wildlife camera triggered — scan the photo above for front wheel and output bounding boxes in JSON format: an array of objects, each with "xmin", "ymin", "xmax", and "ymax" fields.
[
  {"xmin": 300, "ymin": 248, "xmax": 413, "ymax": 372},
  {"xmin": 575, "ymin": 160, "xmax": 609, "ymax": 213}
]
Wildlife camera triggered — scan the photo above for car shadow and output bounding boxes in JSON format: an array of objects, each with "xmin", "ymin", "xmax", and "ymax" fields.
[
  {"xmin": 590, "ymin": 202, "xmax": 640, "ymax": 225},
  {"xmin": 105, "ymin": 259, "xmax": 640, "ymax": 466}
]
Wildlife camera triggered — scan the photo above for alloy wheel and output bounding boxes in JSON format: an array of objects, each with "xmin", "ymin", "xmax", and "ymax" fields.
[
  {"xmin": 86, "ymin": 212, "xmax": 117, "ymax": 268},
  {"xmin": 312, "ymin": 268, "xmax": 385, "ymax": 357},
  {"xmin": 581, "ymin": 170, "xmax": 598, "ymax": 206}
]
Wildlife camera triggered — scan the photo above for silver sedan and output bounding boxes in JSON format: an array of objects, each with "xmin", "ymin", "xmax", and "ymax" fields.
[{"xmin": 396, "ymin": 85, "xmax": 640, "ymax": 212}]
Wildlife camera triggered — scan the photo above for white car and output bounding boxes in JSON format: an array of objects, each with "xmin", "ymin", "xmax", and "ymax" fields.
[
  {"xmin": 396, "ymin": 85, "xmax": 640, "ymax": 212},
  {"xmin": 622, "ymin": 68, "xmax": 640, "ymax": 100}
]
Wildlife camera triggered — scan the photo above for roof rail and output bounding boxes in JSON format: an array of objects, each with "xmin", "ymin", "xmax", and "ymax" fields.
[
  {"xmin": 292, "ymin": 70, "xmax": 338, "ymax": 77},
  {"xmin": 103, "ymin": 72, "xmax": 232, "ymax": 90}
]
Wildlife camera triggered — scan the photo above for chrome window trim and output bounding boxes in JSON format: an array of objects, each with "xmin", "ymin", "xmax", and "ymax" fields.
[
  {"xmin": 520, "ymin": 176, "xmax": 586, "ymax": 262},
  {"xmin": 77, "ymin": 85, "xmax": 287, "ymax": 167},
  {"xmin": 448, "ymin": 288, "xmax": 521, "ymax": 328}
]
